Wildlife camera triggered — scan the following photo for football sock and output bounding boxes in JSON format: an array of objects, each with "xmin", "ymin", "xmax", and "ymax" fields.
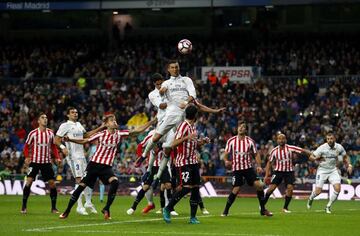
[
  {"xmin": 84, "ymin": 187, "xmax": 93, "ymax": 205},
  {"xmin": 145, "ymin": 187, "xmax": 154, "ymax": 205},
  {"xmin": 190, "ymin": 187, "xmax": 200, "ymax": 218},
  {"xmin": 50, "ymin": 187, "xmax": 57, "ymax": 209},
  {"xmin": 166, "ymin": 187, "xmax": 191, "ymax": 210},
  {"xmin": 198, "ymin": 197, "xmax": 205, "ymax": 209},
  {"xmin": 104, "ymin": 180, "xmax": 119, "ymax": 211},
  {"xmin": 146, "ymin": 151, "xmax": 156, "ymax": 172},
  {"xmin": 257, "ymin": 190, "xmax": 265, "ymax": 211},
  {"xmin": 223, "ymin": 192, "xmax": 236, "ymax": 214},
  {"xmin": 64, "ymin": 185, "xmax": 86, "ymax": 214},
  {"xmin": 132, "ymin": 188, "xmax": 146, "ymax": 210},
  {"xmin": 155, "ymin": 155, "xmax": 169, "ymax": 179},
  {"xmin": 160, "ymin": 190, "xmax": 165, "ymax": 208},
  {"xmin": 22, "ymin": 185, "xmax": 31, "ymax": 209},
  {"xmin": 327, "ymin": 191, "xmax": 339, "ymax": 208},
  {"xmin": 284, "ymin": 196, "xmax": 292, "ymax": 209},
  {"xmin": 99, "ymin": 183, "xmax": 105, "ymax": 202}
]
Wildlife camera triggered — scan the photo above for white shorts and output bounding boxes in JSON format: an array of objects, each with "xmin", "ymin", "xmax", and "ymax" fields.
[
  {"xmin": 66, "ymin": 157, "xmax": 87, "ymax": 178},
  {"xmin": 315, "ymin": 168, "xmax": 341, "ymax": 188},
  {"xmin": 160, "ymin": 129, "xmax": 176, "ymax": 148},
  {"xmin": 156, "ymin": 114, "xmax": 184, "ymax": 136}
]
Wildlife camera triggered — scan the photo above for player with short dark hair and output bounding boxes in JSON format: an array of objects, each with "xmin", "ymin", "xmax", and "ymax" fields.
[
  {"xmin": 222, "ymin": 122, "xmax": 272, "ymax": 217},
  {"xmin": 21, "ymin": 113, "xmax": 61, "ymax": 214},
  {"xmin": 162, "ymin": 105, "xmax": 210, "ymax": 224},
  {"xmin": 59, "ymin": 114, "xmax": 156, "ymax": 220}
]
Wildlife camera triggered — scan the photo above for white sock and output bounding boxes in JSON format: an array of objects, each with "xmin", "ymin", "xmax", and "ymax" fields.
[
  {"xmin": 142, "ymin": 139, "xmax": 156, "ymax": 159},
  {"xmin": 84, "ymin": 187, "xmax": 93, "ymax": 205},
  {"xmin": 147, "ymin": 151, "xmax": 156, "ymax": 172},
  {"xmin": 327, "ymin": 191, "xmax": 339, "ymax": 208},
  {"xmin": 155, "ymin": 155, "xmax": 169, "ymax": 179},
  {"xmin": 309, "ymin": 191, "xmax": 317, "ymax": 201},
  {"xmin": 75, "ymin": 184, "xmax": 84, "ymax": 208},
  {"xmin": 145, "ymin": 187, "xmax": 154, "ymax": 205}
]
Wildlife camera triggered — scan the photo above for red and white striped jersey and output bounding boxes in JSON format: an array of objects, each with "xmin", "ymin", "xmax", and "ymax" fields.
[
  {"xmin": 225, "ymin": 135, "xmax": 257, "ymax": 171},
  {"xmin": 136, "ymin": 130, "xmax": 162, "ymax": 167},
  {"xmin": 269, "ymin": 144, "xmax": 303, "ymax": 172},
  {"xmin": 24, "ymin": 128, "xmax": 56, "ymax": 164},
  {"xmin": 174, "ymin": 120, "xmax": 198, "ymax": 167},
  {"xmin": 89, "ymin": 129, "xmax": 129, "ymax": 166}
]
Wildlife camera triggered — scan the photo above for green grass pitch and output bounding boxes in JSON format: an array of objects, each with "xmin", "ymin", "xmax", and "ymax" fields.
[{"xmin": 0, "ymin": 195, "xmax": 359, "ymax": 236}]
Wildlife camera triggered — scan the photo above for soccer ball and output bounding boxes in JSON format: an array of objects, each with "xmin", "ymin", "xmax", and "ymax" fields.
[{"xmin": 177, "ymin": 39, "xmax": 192, "ymax": 54}]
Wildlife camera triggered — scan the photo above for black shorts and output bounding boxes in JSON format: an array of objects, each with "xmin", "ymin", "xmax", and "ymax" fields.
[
  {"xmin": 27, "ymin": 163, "xmax": 55, "ymax": 182},
  {"xmin": 81, "ymin": 162, "xmax": 115, "ymax": 188},
  {"xmin": 178, "ymin": 164, "xmax": 200, "ymax": 186},
  {"xmin": 143, "ymin": 166, "xmax": 171, "ymax": 185},
  {"xmin": 232, "ymin": 168, "xmax": 257, "ymax": 187},
  {"xmin": 271, "ymin": 171, "xmax": 295, "ymax": 186}
]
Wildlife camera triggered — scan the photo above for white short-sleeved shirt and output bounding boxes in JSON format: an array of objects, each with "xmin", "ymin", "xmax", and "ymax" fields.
[
  {"xmin": 56, "ymin": 120, "xmax": 86, "ymax": 159},
  {"xmin": 161, "ymin": 75, "xmax": 196, "ymax": 116},
  {"xmin": 313, "ymin": 142, "xmax": 346, "ymax": 171},
  {"xmin": 148, "ymin": 88, "xmax": 168, "ymax": 122}
]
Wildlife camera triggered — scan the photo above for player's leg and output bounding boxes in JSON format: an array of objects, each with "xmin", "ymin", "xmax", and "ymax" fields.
[
  {"xmin": 283, "ymin": 184, "xmax": 294, "ymax": 212},
  {"xmin": 60, "ymin": 162, "xmax": 97, "ymax": 218},
  {"xmin": 325, "ymin": 170, "xmax": 341, "ymax": 213},
  {"xmin": 263, "ymin": 183, "xmax": 278, "ymax": 206},
  {"xmin": 162, "ymin": 167, "xmax": 178, "ymax": 215},
  {"xmin": 222, "ymin": 171, "xmax": 242, "ymax": 216},
  {"xmin": 81, "ymin": 159, "xmax": 97, "ymax": 213},
  {"xmin": 128, "ymin": 168, "xmax": 155, "ymax": 214},
  {"xmin": 143, "ymin": 186, "xmax": 155, "ymax": 213},
  {"xmin": 68, "ymin": 158, "xmax": 87, "ymax": 215},
  {"xmin": 283, "ymin": 172, "xmax": 295, "ymax": 213},
  {"xmin": 136, "ymin": 132, "xmax": 163, "ymax": 167},
  {"xmin": 307, "ymin": 170, "xmax": 327, "ymax": 209},
  {"xmin": 164, "ymin": 166, "xmax": 191, "ymax": 222},
  {"xmin": 102, "ymin": 176, "xmax": 119, "ymax": 219},
  {"xmin": 21, "ymin": 163, "xmax": 37, "ymax": 213},
  {"xmin": 42, "ymin": 163, "xmax": 58, "ymax": 213},
  {"xmin": 189, "ymin": 165, "xmax": 201, "ymax": 224},
  {"xmin": 160, "ymin": 183, "xmax": 166, "ymax": 209},
  {"xmin": 99, "ymin": 180, "xmax": 105, "ymax": 202}
]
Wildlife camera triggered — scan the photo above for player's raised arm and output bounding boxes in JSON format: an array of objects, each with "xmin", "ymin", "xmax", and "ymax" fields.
[
  {"xmin": 129, "ymin": 118, "xmax": 157, "ymax": 136},
  {"xmin": 171, "ymin": 132, "xmax": 197, "ymax": 148},
  {"xmin": 65, "ymin": 137, "xmax": 89, "ymax": 145},
  {"xmin": 196, "ymin": 100, "xmax": 226, "ymax": 113}
]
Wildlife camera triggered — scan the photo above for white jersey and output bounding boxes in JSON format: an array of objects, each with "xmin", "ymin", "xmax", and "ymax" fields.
[
  {"xmin": 313, "ymin": 142, "xmax": 346, "ymax": 172},
  {"xmin": 161, "ymin": 75, "xmax": 196, "ymax": 115},
  {"xmin": 56, "ymin": 120, "xmax": 86, "ymax": 159},
  {"xmin": 148, "ymin": 88, "xmax": 168, "ymax": 122}
]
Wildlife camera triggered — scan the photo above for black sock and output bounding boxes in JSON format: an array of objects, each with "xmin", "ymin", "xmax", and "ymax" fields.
[
  {"xmin": 190, "ymin": 187, "xmax": 200, "ymax": 218},
  {"xmin": 64, "ymin": 185, "xmax": 86, "ymax": 214},
  {"xmin": 223, "ymin": 192, "xmax": 237, "ymax": 214},
  {"xmin": 50, "ymin": 187, "xmax": 57, "ymax": 209},
  {"xmin": 284, "ymin": 196, "xmax": 292, "ymax": 210},
  {"xmin": 263, "ymin": 192, "xmax": 271, "ymax": 206},
  {"xmin": 198, "ymin": 197, "xmax": 205, "ymax": 209},
  {"xmin": 104, "ymin": 180, "xmax": 119, "ymax": 211},
  {"xmin": 132, "ymin": 188, "xmax": 146, "ymax": 210},
  {"xmin": 22, "ymin": 185, "xmax": 31, "ymax": 209},
  {"xmin": 166, "ymin": 189, "xmax": 174, "ymax": 211},
  {"xmin": 257, "ymin": 190, "xmax": 265, "ymax": 211},
  {"xmin": 160, "ymin": 190, "xmax": 165, "ymax": 208},
  {"xmin": 166, "ymin": 187, "xmax": 191, "ymax": 211}
]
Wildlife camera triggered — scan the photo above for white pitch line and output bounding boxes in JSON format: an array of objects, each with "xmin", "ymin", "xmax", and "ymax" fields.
[
  {"xmin": 65, "ymin": 230, "xmax": 280, "ymax": 236},
  {"xmin": 24, "ymin": 215, "xmax": 214, "ymax": 232}
]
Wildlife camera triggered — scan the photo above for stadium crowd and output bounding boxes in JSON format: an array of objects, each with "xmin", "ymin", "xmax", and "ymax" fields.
[
  {"xmin": 0, "ymin": 72, "xmax": 359, "ymax": 180},
  {"xmin": 1, "ymin": 34, "xmax": 360, "ymax": 80},
  {"xmin": 0, "ymin": 34, "xmax": 359, "ymax": 180}
]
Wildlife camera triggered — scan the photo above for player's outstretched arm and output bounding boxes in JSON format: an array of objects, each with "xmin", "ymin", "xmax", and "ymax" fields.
[
  {"xmin": 129, "ymin": 118, "xmax": 157, "ymax": 136},
  {"xmin": 84, "ymin": 123, "xmax": 106, "ymax": 138},
  {"xmin": 65, "ymin": 136, "xmax": 89, "ymax": 145},
  {"xmin": 196, "ymin": 101, "xmax": 226, "ymax": 114}
]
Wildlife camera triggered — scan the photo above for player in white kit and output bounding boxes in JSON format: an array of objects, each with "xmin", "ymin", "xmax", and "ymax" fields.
[
  {"xmin": 55, "ymin": 107, "xmax": 105, "ymax": 215},
  {"xmin": 307, "ymin": 132, "xmax": 353, "ymax": 213},
  {"xmin": 136, "ymin": 69, "xmax": 225, "ymax": 189}
]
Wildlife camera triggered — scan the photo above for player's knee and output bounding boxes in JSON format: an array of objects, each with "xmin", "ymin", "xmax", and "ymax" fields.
[
  {"xmin": 25, "ymin": 178, "xmax": 34, "ymax": 187},
  {"xmin": 232, "ymin": 186, "xmax": 240, "ymax": 194},
  {"xmin": 143, "ymin": 185, "xmax": 150, "ymax": 191},
  {"xmin": 334, "ymin": 184, "xmax": 341, "ymax": 192},
  {"xmin": 165, "ymin": 183, "xmax": 172, "ymax": 189},
  {"xmin": 48, "ymin": 180, "xmax": 56, "ymax": 188},
  {"xmin": 79, "ymin": 183, "xmax": 87, "ymax": 188},
  {"xmin": 109, "ymin": 177, "xmax": 119, "ymax": 187},
  {"xmin": 254, "ymin": 181, "xmax": 263, "ymax": 191},
  {"xmin": 75, "ymin": 177, "xmax": 82, "ymax": 184},
  {"xmin": 287, "ymin": 184, "xmax": 294, "ymax": 191}
]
